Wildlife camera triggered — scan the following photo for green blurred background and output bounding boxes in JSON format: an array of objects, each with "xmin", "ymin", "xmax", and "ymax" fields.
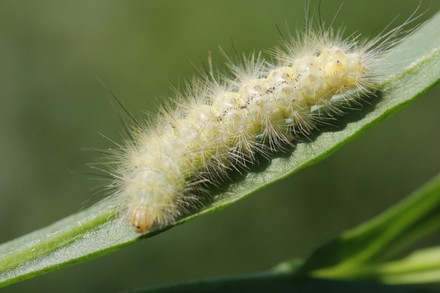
[{"xmin": 0, "ymin": 0, "xmax": 439, "ymax": 292}]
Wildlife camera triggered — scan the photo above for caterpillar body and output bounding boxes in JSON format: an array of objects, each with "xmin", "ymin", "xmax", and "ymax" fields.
[{"xmin": 106, "ymin": 12, "xmax": 417, "ymax": 234}]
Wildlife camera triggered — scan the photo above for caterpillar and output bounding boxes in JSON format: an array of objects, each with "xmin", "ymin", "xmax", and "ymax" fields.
[{"xmin": 103, "ymin": 6, "xmax": 420, "ymax": 234}]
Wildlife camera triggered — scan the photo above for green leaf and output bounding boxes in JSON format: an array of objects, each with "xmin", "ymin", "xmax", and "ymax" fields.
[
  {"xmin": 364, "ymin": 246, "xmax": 440, "ymax": 284},
  {"xmin": 1, "ymin": 11, "xmax": 439, "ymax": 288},
  {"xmin": 296, "ymin": 172, "xmax": 440, "ymax": 280}
]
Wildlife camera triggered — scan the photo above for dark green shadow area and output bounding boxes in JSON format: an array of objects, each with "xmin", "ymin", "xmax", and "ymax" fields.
[{"xmin": 131, "ymin": 274, "xmax": 432, "ymax": 293}]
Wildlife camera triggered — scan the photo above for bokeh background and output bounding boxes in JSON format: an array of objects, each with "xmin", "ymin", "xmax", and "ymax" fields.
[{"xmin": 0, "ymin": 0, "xmax": 439, "ymax": 292}]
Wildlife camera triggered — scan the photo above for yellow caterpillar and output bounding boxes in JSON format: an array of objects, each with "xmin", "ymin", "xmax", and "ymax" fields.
[{"xmin": 104, "ymin": 7, "xmax": 419, "ymax": 234}]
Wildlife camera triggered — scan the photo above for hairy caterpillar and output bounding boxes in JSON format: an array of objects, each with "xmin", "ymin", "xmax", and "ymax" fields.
[{"xmin": 102, "ymin": 7, "xmax": 420, "ymax": 234}]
